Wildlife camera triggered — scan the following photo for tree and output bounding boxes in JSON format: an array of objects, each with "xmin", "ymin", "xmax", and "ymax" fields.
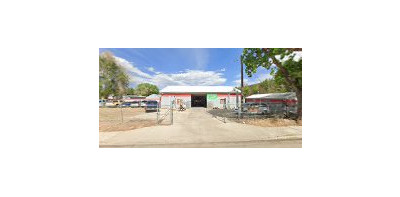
[
  {"xmin": 251, "ymin": 85, "xmax": 259, "ymax": 94},
  {"xmin": 126, "ymin": 88, "xmax": 135, "ymax": 95},
  {"xmin": 242, "ymin": 86, "xmax": 251, "ymax": 97},
  {"xmin": 242, "ymin": 48, "xmax": 302, "ymax": 120},
  {"xmin": 99, "ymin": 52, "xmax": 130, "ymax": 99},
  {"xmin": 259, "ymin": 78, "xmax": 288, "ymax": 93},
  {"xmin": 135, "ymin": 83, "xmax": 159, "ymax": 96}
]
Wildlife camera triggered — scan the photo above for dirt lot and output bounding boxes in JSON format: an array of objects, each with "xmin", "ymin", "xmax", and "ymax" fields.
[
  {"xmin": 238, "ymin": 118, "xmax": 302, "ymax": 127},
  {"xmin": 99, "ymin": 108, "xmax": 157, "ymax": 132},
  {"xmin": 100, "ymin": 107, "xmax": 302, "ymax": 148}
]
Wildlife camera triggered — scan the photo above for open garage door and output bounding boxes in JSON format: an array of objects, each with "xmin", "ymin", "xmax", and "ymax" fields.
[{"xmin": 191, "ymin": 95, "xmax": 207, "ymax": 107}]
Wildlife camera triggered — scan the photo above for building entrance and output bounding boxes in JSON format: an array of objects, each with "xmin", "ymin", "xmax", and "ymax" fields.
[{"xmin": 191, "ymin": 94, "xmax": 207, "ymax": 107}]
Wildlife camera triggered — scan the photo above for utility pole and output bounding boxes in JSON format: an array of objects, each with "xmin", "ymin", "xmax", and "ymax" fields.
[
  {"xmin": 240, "ymin": 55, "xmax": 244, "ymax": 118},
  {"xmin": 241, "ymin": 55, "xmax": 244, "ymax": 91}
]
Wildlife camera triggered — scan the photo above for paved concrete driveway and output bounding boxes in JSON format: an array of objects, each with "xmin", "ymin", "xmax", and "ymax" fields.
[{"xmin": 99, "ymin": 108, "xmax": 302, "ymax": 147}]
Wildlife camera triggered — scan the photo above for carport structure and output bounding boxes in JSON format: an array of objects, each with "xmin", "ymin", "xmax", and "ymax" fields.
[
  {"xmin": 245, "ymin": 92, "xmax": 298, "ymax": 113},
  {"xmin": 160, "ymin": 86, "xmax": 241, "ymax": 109},
  {"xmin": 245, "ymin": 92, "xmax": 297, "ymax": 104}
]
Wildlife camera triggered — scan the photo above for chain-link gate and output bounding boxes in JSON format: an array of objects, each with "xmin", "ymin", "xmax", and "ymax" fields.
[{"xmin": 156, "ymin": 100, "xmax": 174, "ymax": 125}]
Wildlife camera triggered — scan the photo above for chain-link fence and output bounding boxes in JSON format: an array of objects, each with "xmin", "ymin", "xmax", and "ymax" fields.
[
  {"xmin": 99, "ymin": 105, "xmax": 157, "ymax": 132},
  {"xmin": 99, "ymin": 100, "xmax": 174, "ymax": 131},
  {"xmin": 207, "ymin": 102, "xmax": 299, "ymax": 123},
  {"xmin": 156, "ymin": 100, "xmax": 174, "ymax": 125}
]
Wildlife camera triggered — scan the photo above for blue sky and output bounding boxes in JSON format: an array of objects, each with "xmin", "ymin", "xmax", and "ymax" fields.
[{"xmin": 99, "ymin": 48, "xmax": 273, "ymax": 89}]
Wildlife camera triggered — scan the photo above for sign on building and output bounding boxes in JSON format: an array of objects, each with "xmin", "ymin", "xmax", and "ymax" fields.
[{"xmin": 207, "ymin": 94, "xmax": 218, "ymax": 101}]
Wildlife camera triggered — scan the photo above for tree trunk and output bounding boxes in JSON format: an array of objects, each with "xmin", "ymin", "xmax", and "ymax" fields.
[
  {"xmin": 263, "ymin": 48, "xmax": 302, "ymax": 120},
  {"xmin": 274, "ymin": 60, "xmax": 302, "ymax": 120},
  {"xmin": 295, "ymin": 90, "xmax": 302, "ymax": 120}
]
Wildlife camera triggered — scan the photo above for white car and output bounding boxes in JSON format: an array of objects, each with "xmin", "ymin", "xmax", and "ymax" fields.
[
  {"xmin": 105, "ymin": 101, "xmax": 115, "ymax": 107},
  {"xmin": 99, "ymin": 99, "xmax": 106, "ymax": 107},
  {"xmin": 130, "ymin": 101, "xmax": 140, "ymax": 107},
  {"xmin": 140, "ymin": 101, "xmax": 147, "ymax": 107}
]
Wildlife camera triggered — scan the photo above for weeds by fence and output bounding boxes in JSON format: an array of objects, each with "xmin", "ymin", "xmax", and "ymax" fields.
[{"xmin": 207, "ymin": 102, "xmax": 299, "ymax": 124}]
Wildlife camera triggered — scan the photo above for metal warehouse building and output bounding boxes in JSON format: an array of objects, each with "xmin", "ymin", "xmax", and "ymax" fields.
[{"xmin": 160, "ymin": 86, "xmax": 241, "ymax": 109}]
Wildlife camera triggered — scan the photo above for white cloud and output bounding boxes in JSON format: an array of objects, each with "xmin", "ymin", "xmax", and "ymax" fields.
[
  {"xmin": 151, "ymin": 70, "xmax": 227, "ymax": 88},
  {"xmin": 114, "ymin": 56, "xmax": 152, "ymax": 78},
  {"xmin": 114, "ymin": 56, "xmax": 226, "ymax": 88},
  {"xmin": 233, "ymin": 79, "xmax": 249, "ymax": 86},
  {"xmin": 220, "ymin": 68, "xmax": 226, "ymax": 72},
  {"xmin": 232, "ymin": 73, "xmax": 273, "ymax": 86},
  {"xmin": 259, "ymin": 73, "xmax": 274, "ymax": 80},
  {"xmin": 275, "ymin": 51, "xmax": 302, "ymax": 62},
  {"xmin": 147, "ymin": 66, "xmax": 161, "ymax": 74}
]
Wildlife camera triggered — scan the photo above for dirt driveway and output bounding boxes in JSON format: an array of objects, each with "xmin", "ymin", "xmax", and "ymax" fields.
[{"xmin": 100, "ymin": 107, "xmax": 302, "ymax": 147}]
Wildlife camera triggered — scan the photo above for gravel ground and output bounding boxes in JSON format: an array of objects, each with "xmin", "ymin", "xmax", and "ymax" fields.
[{"xmin": 99, "ymin": 108, "xmax": 158, "ymax": 132}]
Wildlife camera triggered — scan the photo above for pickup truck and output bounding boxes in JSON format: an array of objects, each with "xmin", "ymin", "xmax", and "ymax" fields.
[{"xmin": 145, "ymin": 100, "xmax": 158, "ymax": 112}]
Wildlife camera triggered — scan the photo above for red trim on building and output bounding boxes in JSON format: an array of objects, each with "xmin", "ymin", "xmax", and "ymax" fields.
[
  {"xmin": 161, "ymin": 94, "xmax": 191, "ymax": 97},
  {"xmin": 245, "ymin": 98, "xmax": 297, "ymax": 104},
  {"xmin": 217, "ymin": 93, "xmax": 240, "ymax": 97}
]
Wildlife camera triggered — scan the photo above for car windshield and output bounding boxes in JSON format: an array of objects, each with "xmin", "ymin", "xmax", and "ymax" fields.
[{"xmin": 147, "ymin": 101, "xmax": 157, "ymax": 104}]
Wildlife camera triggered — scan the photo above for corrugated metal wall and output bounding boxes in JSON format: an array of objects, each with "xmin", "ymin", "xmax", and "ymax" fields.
[
  {"xmin": 207, "ymin": 93, "xmax": 240, "ymax": 109},
  {"xmin": 160, "ymin": 94, "xmax": 191, "ymax": 108},
  {"xmin": 161, "ymin": 93, "xmax": 240, "ymax": 109}
]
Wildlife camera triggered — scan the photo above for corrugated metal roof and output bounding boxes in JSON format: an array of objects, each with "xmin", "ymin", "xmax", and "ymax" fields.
[
  {"xmin": 146, "ymin": 94, "xmax": 161, "ymax": 99},
  {"xmin": 160, "ymin": 86, "xmax": 241, "ymax": 93},
  {"xmin": 246, "ymin": 92, "xmax": 297, "ymax": 99}
]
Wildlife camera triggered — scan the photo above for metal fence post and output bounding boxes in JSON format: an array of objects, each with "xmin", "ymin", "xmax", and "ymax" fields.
[
  {"xmin": 156, "ymin": 106, "xmax": 159, "ymax": 124},
  {"xmin": 238, "ymin": 103, "xmax": 241, "ymax": 119},
  {"xmin": 120, "ymin": 104, "xmax": 123, "ymax": 123},
  {"xmin": 170, "ymin": 100, "xmax": 173, "ymax": 125}
]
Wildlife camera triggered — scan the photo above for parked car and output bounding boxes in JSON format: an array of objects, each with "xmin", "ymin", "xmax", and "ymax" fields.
[
  {"xmin": 130, "ymin": 101, "xmax": 140, "ymax": 108},
  {"xmin": 145, "ymin": 100, "xmax": 158, "ymax": 112},
  {"xmin": 241, "ymin": 102, "xmax": 270, "ymax": 114},
  {"xmin": 140, "ymin": 100, "xmax": 147, "ymax": 107},
  {"xmin": 121, "ymin": 102, "xmax": 132, "ymax": 107},
  {"xmin": 113, "ymin": 100, "xmax": 123, "ymax": 106},
  {"xmin": 99, "ymin": 99, "xmax": 106, "ymax": 107},
  {"xmin": 105, "ymin": 101, "xmax": 115, "ymax": 107},
  {"xmin": 256, "ymin": 103, "xmax": 270, "ymax": 114},
  {"xmin": 241, "ymin": 102, "xmax": 253, "ymax": 112}
]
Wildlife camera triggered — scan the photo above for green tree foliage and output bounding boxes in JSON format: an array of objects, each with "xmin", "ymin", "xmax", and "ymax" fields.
[
  {"xmin": 242, "ymin": 48, "xmax": 302, "ymax": 119},
  {"xmin": 251, "ymin": 85, "xmax": 259, "ymax": 94},
  {"xmin": 242, "ymin": 86, "xmax": 251, "ymax": 97},
  {"xmin": 135, "ymin": 83, "xmax": 159, "ymax": 96},
  {"xmin": 126, "ymin": 88, "xmax": 136, "ymax": 95},
  {"xmin": 259, "ymin": 79, "xmax": 288, "ymax": 93},
  {"xmin": 99, "ymin": 52, "xmax": 130, "ymax": 99}
]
